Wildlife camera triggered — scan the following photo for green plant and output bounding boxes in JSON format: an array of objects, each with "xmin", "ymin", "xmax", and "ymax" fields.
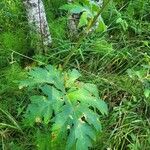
[
  {"xmin": 99, "ymin": 98, "xmax": 150, "ymax": 150},
  {"xmin": 19, "ymin": 65, "xmax": 108, "ymax": 150},
  {"xmin": 0, "ymin": 107, "xmax": 22, "ymax": 131},
  {"xmin": 0, "ymin": 0, "xmax": 25, "ymax": 30},
  {"xmin": 60, "ymin": 0, "xmax": 107, "ymax": 31},
  {"xmin": 60, "ymin": 0, "xmax": 110, "ymax": 67},
  {"xmin": 0, "ymin": 107, "xmax": 23, "ymax": 149},
  {"xmin": 127, "ymin": 65, "xmax": 150, "ymax": 100}
]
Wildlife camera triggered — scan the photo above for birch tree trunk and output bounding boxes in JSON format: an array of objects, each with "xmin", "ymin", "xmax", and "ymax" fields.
[
  {"xmin": 68, "ymin": 0, "xmax": 78, "ymax": 37},
  {"xmin": 24, "ymin": 0, "xmax": 52, "ymax": 54}
]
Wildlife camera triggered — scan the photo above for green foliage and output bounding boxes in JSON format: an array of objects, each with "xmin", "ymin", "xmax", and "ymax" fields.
[
  {"xmin": 45, "ymin": 0, "xmax": 66, "ymax": 15},
  {"xmin": 0, "ymin": 107, "xmax": 22, "ymax": 131},
  {"xmin": 0, "ymin": 0, "xmax": 150, "ymax": 149},
  {"xmin": 89, "ymin": 38, "xmax": 114, "ymax": 55},
  {"xmin": 20, "ymin": 65, "xmax": 108, "ymax": 150},
  {"xmin": 0, "ymin": 31, "xmax": 28, "ymax": 53},
  {"xmin": 99, "ymin": 98, "xmax": 150, "ymax": 150},
  {"xmin": 0, "ymin": 0, "xmax": 29, "ymax": 68},
  {"xmin": 0, "ymin": 64, "xmax": 26, "ymax": 95},
  {"xmin": 0, "ymin": 31, "xmax": 27, "ymax": 67},
  {"xmin": 49, "ymin": 17, "xmax": 67, "ymax": 40},
  {"xmin": 0, "ymin": 0, "xmax": 26, "ymax": 30},
  {"xmin": 35, "ymin": 130, "xmax": 51, "ymax": 150},
  {"xmin": 127, "ymin": 65, "xmax": 150, "ymax": 102},
  {"xmin": 60, "ymin": 0, "xmax": 107, "ymax": 32}
]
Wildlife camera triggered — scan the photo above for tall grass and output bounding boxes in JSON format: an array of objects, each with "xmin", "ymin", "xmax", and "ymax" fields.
[{"xmin": 0, "ymin": 0, "xmax": 150, "ymax": 149}]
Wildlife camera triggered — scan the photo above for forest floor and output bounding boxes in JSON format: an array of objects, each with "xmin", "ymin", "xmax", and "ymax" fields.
[{"xmin": 0, "ymin": 0, "xmax": 150, "ymax": 149}]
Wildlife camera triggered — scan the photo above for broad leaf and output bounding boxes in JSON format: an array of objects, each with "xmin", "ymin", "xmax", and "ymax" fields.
[
  {"xmin": 20, "ymin": 65, "xmax": 108, "ymax": 150},
  {"xmin": 24, "ymin": 95, "xmax": 53, "ymax": 126}
]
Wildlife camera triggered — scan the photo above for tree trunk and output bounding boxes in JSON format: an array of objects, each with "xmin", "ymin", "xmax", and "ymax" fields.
[
  {"xmin": 24, "ymin": 0, "xmax": 52, "ymax": 54},
  {"xmin": 68, "ymin": 0, "xmax": 78, "ymax": 37},
  {"xmin": 67, "ymin": 0, "xmax": 103, "ymax": 38}
]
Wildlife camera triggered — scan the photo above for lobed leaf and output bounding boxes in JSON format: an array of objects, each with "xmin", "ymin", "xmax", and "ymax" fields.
[{"xmin": 20, "ymin": 65, "xmax": 108, "ymax": 150}]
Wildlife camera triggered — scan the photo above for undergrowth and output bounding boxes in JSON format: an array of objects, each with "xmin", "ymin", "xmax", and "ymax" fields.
[{"xmin": 0, "ymin": 0, "xmax": 150, "ymax": 149}]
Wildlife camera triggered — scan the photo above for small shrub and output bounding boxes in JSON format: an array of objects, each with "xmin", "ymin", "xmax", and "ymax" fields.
[{"xmin": 20, "ymin": 65, "xmax": 108, "ymax": 150}]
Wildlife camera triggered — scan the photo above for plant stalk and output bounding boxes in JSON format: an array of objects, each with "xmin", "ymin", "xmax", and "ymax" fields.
[{"xmin": 63, "ymin": 0, "xmax": 111, "ymax": 68}]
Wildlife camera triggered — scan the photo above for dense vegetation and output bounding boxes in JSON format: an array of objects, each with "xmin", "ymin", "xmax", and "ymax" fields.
[{"xmin": 0, "ymin": 0, "xmax": 150, "ymax": 149}]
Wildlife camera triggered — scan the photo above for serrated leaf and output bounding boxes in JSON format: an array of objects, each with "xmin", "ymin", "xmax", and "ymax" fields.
[
  {"xmin": 19, "ymin": 79, "xmax": 36, "ymax": 89},
  {"xmin": 28, "ymin": 67, "xmax": 54, "ymax": 84},
  {"xmin": 51, "ymin": 105, "xmax": 73, "ymax": 144},
  {"xmin": 66, "ymin": 127, "xmax": 76, "ymax": 150},
  {"xmin": 95, "ymin": 99, "xmax": 108, "ymax": 115},
  {"xmin": 67, "ymin": 86, "xmax": 108, "ymax": 115},
  {"xmin": 24, "ymin": 95, "xmax": 53, "ymax": 125},
  {"xmin": 83, "ymin": 83, "xmax": 99, "ymax": 98},
  {"xmin": 21, "ymin": 65, "xmax": 108, "ymax": 150},
  {"xmin": 75, "ymin": 121, "xmax": 95, "ymax": 150},
  {"xmin": 46, "ymin": 65, "xmax": 65, "ymax": 92},
  {"xmin": 66, "ymin": 69, "xmax": 81, "ymax": 87},
  {"xmin": 52, "ymin": 105, "xmax": 72, "ymax": 131},
  {"xmin": 19, "ymin": 65, "xmax": 65, "ymax": 92},
  {"xmin": 41, "ymin": 85, "xmax": 64, "ymax": 102},
  {"xmin": 19, "ymin": 67, "xmax": 54, "ymax": 88},
  {"xmin": 83, "ymin": 109, "xmax": 101, "ymax": 131}
]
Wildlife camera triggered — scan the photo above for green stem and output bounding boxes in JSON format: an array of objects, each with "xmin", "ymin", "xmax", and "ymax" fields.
[{"xmin": 63, "ymin": 0, "xmax": 111, "ymax": 68}]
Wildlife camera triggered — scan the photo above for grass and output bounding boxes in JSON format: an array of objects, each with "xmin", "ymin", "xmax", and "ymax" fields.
[{"xmin": 0, "ymin": 0, "xmax": 150, "ymax": 149}]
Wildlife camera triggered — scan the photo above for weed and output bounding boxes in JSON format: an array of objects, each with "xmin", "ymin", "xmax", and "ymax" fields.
[
  {"xmin": 20, "ymin": 65, "xmax": 108, "ymax": 150},
  {"xmin": 0, "ymin": 0, "xmax": 150, "ymax": 149}
]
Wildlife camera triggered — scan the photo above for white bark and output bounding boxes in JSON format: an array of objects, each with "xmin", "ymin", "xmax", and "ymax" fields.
[{"xmin": 24, "ymin": 0, "xmax": 52, "ymax": 52}]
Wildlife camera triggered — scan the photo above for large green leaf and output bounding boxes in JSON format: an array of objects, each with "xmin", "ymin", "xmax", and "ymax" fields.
[
  {"xmin": 20, "ymin": 65, "xmax": 108, "ymax": 150},
  {"xmin": 24, "ymin": 95, "xmax": 53, "ymax": 126},
  {"xmin": 67, "ymin": 84, "xmax": 108, "ymax": 115},
  {"xmin": 19, "ymin": 65, "xmax": 65, "ymax": 92},
  {"xmin": 75, "ymin": 121, "xmax": 95, "ymax": 150}
]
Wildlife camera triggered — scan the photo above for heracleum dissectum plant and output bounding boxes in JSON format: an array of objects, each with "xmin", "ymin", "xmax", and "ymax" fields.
[{"xmin": 20, "ymin": 65, "xmax": 108, "ymax": 150}]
